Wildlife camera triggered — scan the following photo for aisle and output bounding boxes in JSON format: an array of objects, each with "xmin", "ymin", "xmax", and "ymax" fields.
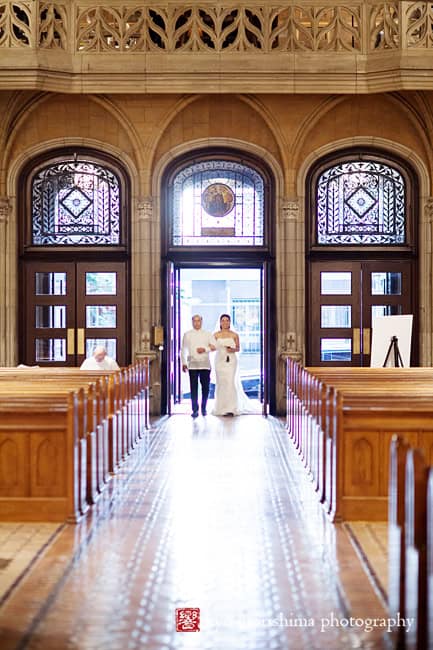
[{"xmin": 0, "ymin": 414, "xmax": 392, "ymax": 649}]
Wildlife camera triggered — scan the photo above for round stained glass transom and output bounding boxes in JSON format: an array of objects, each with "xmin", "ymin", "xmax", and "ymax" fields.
[
  {"xmin": 201, "ymin": 183, "xmax": 235, "ymax": 218},
  {"xmin": 171, "ymin": 159, "xmax": 264, "ymax": 247}
]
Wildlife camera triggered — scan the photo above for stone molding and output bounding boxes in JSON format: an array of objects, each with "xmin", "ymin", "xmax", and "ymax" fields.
[
  {"xmin": 136, "ymin": 197, "xmax": 153, "ymax": 222},
  {"xmin": 424, "ymin": 198, "xmax": 433, "ymax": 223},
  {"xmin": 0, "ymin": 197, "xmax": 11, "ymax": 223},
  {"xmin": 281, "ymin": 199, "xmax": 299, "ymax": 222}
]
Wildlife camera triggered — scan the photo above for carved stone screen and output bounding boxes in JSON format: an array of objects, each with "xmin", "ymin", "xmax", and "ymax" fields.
[
  {"xmin": 31, "ymin": 159, "xmax": 121, "ymax": 246},
  {"xmin": 316, "ymin": 160, "xmax": 406, "ymax": 245},
  {"xmin": 171, "ymin": 160, "xmax": 264, "ymax": 246}
]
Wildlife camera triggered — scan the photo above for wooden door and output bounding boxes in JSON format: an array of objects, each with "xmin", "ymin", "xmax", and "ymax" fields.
[
  {"xmin": 308, "ymin": 260, "xmax": 414, "ymax": 366},
  {"xmin": 22, "ymin": 261, "xmax": 128, "ymax": 366}
]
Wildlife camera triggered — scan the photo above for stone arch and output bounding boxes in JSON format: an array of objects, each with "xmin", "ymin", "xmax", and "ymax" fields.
[
  {"xmin": 153, "ymin": 138, "xmax": 285, "ymax": 413},
  {"xmin": 1, "ymin": 137, "xmax": 140, "ymax": 366},
  {"xmin": 151, "ymin": 137, "xmax": 285, "ymax": 325},
  {"xmin": 296, "ymin": 137, "xmax": 431, "ymax": 365}
]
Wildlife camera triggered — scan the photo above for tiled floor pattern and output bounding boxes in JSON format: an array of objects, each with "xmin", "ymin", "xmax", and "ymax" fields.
[
  {"xmin": 345, "ymin": 522, "xmax": 388, "ymax": 601},
  {"xmin": 0, "ymin": 524, "xmax": 63, "ymax": 604},
  {"xmin": 0, "ymin": 414, "xmax": 394, "ymax": 649}
]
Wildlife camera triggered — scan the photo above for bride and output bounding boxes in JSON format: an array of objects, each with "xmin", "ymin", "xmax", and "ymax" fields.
[{"xmin": 212, "ymin": 313, "xmax": 254, "ymax": 416}]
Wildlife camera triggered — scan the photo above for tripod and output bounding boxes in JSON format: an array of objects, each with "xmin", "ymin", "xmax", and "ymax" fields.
[{"xmin": 382, "ymin": 335, "xmax": 404, "ymax": 368}]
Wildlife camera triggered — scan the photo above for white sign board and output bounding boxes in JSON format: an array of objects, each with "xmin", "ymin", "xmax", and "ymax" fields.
[{"xmin": 370, "ymin": 314, "xmax": 413, "ymax": 368}]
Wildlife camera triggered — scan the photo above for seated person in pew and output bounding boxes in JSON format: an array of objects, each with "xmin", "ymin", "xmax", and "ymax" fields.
[{"xmin": 80, "ymin": 346, "xmax": 120, "ymax": 371}]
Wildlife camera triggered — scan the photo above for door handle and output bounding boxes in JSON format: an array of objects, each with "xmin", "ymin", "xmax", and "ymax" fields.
[
  {"xmin": 67, "ymin": 328, "xmax": 75, "ymax": 355},
  {"xmin": 363, "ymin": 328, "xmax": 371, "ymax": 355},
  {"xmin": 77, "ymin": 328, "xmax": 85, "ymax": 355},
  {"xmin": 353, "ymin": 328, "xmax": 360, "ymax": 354}
]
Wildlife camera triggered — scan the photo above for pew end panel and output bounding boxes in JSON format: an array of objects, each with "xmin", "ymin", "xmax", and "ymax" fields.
[
  {"xmin": 335, "ymin": 401, "xmax": 426, "ymax": 522},
  {"xmin": 404, "ymin": 449, "xmax": 429, "ymax": 650},
  {"xmin": 388, "ymin": 435, "xmax": 411, "ymax": 630},
  {"xmin": 0, "ymin": 394, "xmax": 82, "ymax": 523}
]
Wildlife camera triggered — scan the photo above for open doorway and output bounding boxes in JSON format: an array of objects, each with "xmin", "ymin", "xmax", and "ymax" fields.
[{"xmin": 169, "ymin": 267, "xmax": 264, "ymax": 414}]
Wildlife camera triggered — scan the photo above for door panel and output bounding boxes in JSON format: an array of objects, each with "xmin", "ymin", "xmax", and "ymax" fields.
[
  {"xmin": 309, "ymin": 260, "xmax": 413, "ymax": 367},
  {"xmin": 310, "ymin": 262, "xmax": 361, "ymax": 366},
  {"xmin": 166, "ymin": 263, "xmax": 183, "ymax": 414},
  {"xmin": 25, "ymin": 262, "xmax": 76, "ymax": 366},
  {"xmin": 361, "ymin": 261, "xmax": 411, "ymax": 366},
  {"xmin": 76, "ymin": 262, "xmax": 127, "ymax": 366},
  {"xmin": 22, "ymin": 261, "xmax": 127, "ymax": 366}
]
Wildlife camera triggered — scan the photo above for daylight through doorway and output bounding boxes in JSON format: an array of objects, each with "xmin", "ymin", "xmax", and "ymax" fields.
[{"xmin": 172, "ymin": 268, "xmax": 262, "ymax": 414}]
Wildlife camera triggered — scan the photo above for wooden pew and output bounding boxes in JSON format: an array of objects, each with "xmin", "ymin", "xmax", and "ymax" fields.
[
  {"xmin": 285, "ymin": 359, "xmax": 433, "ymax": 521},
  {"xmin": 0, "ymin": 361, "xmax": 150, "ymax": 522},
  {"xmin": 331, "ymin": 385, "xmax": 433, "ymax": 521},
  {"xmin": 0, "ymin": 360, "xmax": 150, "ymax": 473},
  {"xmin": 388, "ymin": 435, "xmax": 411, "ymax": 648},
  {"xmin": 405, "ymin": 448, "xmax": 429, "ymax": 650},
  {"xmin": 389, "ymin": 439, "xmax": 431, "ymax": 649},
  {"xmin": 0, "ymin": 377, "xmax": 109, "ymax": 504},
  {"xmin": 0, "ymin": 389, "xmax": 84, "ymax": 522}
]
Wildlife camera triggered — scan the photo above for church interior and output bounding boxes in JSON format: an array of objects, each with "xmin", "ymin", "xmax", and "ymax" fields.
[{"xmin": 0, "ymin": 2, "xmax": 432, "ymax": 648}]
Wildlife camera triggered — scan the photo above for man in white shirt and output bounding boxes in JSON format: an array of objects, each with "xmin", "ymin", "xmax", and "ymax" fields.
[
  {"xmin": 80, "ymin": 346, "xmax": 120, "ymax": 371},
  {"xmin": 181, "ymin": 314, "xmax": 215, "ymax": 417}
]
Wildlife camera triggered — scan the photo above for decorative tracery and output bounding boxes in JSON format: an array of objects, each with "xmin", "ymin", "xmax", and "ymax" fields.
[
  {"xmin": 316, "ymin": 160, "xmax": 406, "ymax": 245},
  {"xmin": 31, "ymin": 159, "xmax": 121, "ymax": 246},
  {"xmin": 0, "ymin": 3, "xmax": 407, "ymax": 53}
]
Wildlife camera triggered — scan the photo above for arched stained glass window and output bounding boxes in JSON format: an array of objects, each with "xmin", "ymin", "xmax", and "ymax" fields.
[
  {"xmin": 31, "ymin": 159, "xmax": 121, "ymax": 246},
  {"xmin": 171, "ymin": 160, "xmax": 264, "ymax": 246},
  {"xmin": 316, "ymin": 160, "xmax": 406, "ymax": 245}
]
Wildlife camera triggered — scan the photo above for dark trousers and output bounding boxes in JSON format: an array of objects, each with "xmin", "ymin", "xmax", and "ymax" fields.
[{"xmin": 189, "ymin": 369, "xmax": 211, "ymax": 413}]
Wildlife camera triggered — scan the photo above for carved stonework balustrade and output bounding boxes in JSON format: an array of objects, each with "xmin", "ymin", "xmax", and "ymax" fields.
[{"xmin": 0, "ymin": 3, "xmax": 433, "ymax": 92}]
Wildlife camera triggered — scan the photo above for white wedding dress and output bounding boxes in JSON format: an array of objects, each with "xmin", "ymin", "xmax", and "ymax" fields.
[{"xmin": 212, "ymin": 337, "xmax": 254, "ymax": 416}]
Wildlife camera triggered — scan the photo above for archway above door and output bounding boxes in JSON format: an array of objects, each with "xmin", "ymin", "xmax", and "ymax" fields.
[
  {"xmin": 160, "ymin": 146, "xmax": 277, "ymax": 414},
  {"xmin": 305, "ymin": 146, "xmax": 419, "ymax": 367},
  {"xmin": 18, "ymin": 147, "xmax": 131, "ymax": 367}
]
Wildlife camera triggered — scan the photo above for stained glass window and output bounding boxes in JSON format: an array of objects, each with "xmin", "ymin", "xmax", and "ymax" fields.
[
  {"xmin": 316, "ymin": 161, "xmax": 406, "ymax": 245},
  {"xmin": 171, "ymin": 160, "xmax": 264, "ymax": 246},
  {"xmin": 31, "ymin": 159, "xmax": 121, "ymax": 245}
]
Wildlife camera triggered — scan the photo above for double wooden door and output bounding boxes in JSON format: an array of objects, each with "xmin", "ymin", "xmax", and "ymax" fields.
[
  {"xmin": 308, "ymin": 260, "xmax": 414, "ymax": 366},
  {"xmin": 21, "ymin": 261, "xmax": 128, "ymax": 366}
]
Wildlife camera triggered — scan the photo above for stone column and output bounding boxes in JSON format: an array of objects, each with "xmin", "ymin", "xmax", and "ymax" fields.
[
  {"xmin": 133, "ymin": 196, "xmax": 161, "ymax": 413},
  {"xmin": 281, "ymin": 198, "xmax": 303, "ymax": 358},
  {"xmin": 0, "ymin": 197, "xmax": 14, "ymax": 366},
  {"xmin": 421, "ymin": 197, "xmax": 433, "ymax": 365},
  {"xmin": 133, "ymin": 196, "xmax": 154, "ymax": 357},
  {"xmin": 277, "ymin": 198, "xmax": 303, "ymax": 413}
]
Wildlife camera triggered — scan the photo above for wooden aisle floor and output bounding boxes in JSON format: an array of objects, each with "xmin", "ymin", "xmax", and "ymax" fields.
[{"xmin": 0, "ymin": 413, "xmax": 393, "ymax": 650}]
